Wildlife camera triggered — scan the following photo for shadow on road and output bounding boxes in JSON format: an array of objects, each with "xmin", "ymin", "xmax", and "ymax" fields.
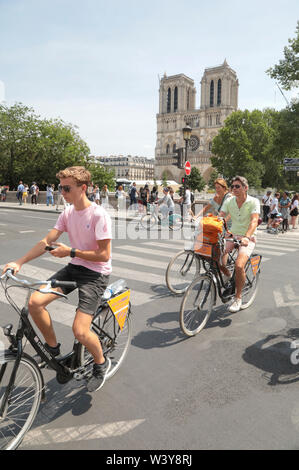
[{"xmin": 243, "ymin": 330, "xmax": 299, "ymax": 386}]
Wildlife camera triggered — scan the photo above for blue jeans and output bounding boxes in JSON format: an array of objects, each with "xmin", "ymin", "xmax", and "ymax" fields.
[{"xmin": 47, "ymin": 195, "xmax": 54, "ymax": 206}]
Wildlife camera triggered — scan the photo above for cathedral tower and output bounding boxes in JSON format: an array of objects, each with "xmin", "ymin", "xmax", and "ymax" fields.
[{"xmin": 155, "ymin": 61, "xmax": 239, "ymax": 182}]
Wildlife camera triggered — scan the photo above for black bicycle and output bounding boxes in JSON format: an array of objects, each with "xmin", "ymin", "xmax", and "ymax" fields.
[
  {"xmin": 0, "ymin": 269, "xmax": 132, "ymax": 450},
  {"xmin": 179, "ymin": 235, "xmax": 262, "ymax": 336}
]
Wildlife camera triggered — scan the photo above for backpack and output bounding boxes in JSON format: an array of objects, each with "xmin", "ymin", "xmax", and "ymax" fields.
[
  {"xmin": 190, "ymin": 192, "xmax": 194, "ymax": 203},
  {"xmin": 29, "ymin": 185, "xmax": 34, "ymax": 195}
]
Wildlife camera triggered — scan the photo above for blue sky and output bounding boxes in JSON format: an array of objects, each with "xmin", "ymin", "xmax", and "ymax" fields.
[{"xmin": 0, "ymin": 0, "xmax": 298, "ymax": 157}]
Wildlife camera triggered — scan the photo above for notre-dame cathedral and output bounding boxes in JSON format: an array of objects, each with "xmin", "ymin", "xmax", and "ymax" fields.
[{"xmin": 154, "ymin": 60, "xmax": 239, "ymax": 182}]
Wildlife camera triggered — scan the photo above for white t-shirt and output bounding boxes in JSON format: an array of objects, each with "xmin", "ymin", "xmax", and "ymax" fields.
[
  {"xmin": 262, "ymin": 194, "xmax": 273, "ymax": 207},
  {"xmin": 184, "ymin": 189, "xmax": 191, "ymax": 206},
  {"xmin": 291, "ymin": 200, "xmax": 299, "ymax": 210},
  {"xmin": 270, "ymin": 197, "xmax": 279, "ymax": 215},
  {"xmin": 54, "ymin": 202, "xmax": 112, "ymax": 274}
]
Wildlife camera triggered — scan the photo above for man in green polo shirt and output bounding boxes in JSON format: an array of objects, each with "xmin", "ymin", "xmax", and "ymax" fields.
[{"xmin": 219, "ymin": 175, "xmax": 260, "ymax": 313}]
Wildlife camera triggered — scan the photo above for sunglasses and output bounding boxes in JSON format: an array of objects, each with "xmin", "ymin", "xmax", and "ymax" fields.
[
  {"xmin": 231, "ymin": 184, "xmax": 241, "ymax": 189},
  {"xmin": 60, "ymin": 185, "xmax": 72, "ymax": 192}
]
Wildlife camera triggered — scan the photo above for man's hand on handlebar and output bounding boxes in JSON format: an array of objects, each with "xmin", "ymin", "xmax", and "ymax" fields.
[{"xmin": 2, "ymin": 262, "xmax": 21, "ymax": 276}]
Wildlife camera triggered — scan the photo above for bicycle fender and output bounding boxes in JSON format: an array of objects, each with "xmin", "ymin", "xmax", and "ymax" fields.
[{"xmin": 206, "ymin": 273, "xmax": 218, "ymax": 306}]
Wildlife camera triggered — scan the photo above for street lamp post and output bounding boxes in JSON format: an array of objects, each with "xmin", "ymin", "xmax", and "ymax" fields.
[{"xmin": 182, "ymin": 124, "xmax": 192, "ymax": 197}]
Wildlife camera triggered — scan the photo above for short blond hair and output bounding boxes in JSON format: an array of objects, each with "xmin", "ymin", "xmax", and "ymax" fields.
[{"xmin": 56, "ymin": 166, "xmax": 91, "ymax": 186}]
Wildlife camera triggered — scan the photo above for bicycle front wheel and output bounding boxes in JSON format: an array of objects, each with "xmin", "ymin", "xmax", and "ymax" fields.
[
  {"xmin": 241, "ymin": 258, "xmax": 261, "ymax": 309},
  {"xmin": 166, "ymin": 250, "xmax": 201, "ymax": 295},
  {"xmin": 179, "ymin": 274, "xmax": 215, "ymax": 337},
  {"xmin": 78, "ymin": 306, "xmax": 132, "ymax": 380},
  {"xmin": 141, "ymin": 213, "xmax": 156, "ymax": 229},
  {"xmin": 0, "ymin": 354, "xmax": 43, "ymax": 450}
]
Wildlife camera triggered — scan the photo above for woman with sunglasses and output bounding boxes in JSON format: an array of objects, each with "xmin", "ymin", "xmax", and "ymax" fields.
[
  {"xmin": 193, "ymin": 178, "xmax": 231, "ymax": 222},
  {"xmin": 219, "ymin": 176, "xmax": 260, "ymax": 313}
]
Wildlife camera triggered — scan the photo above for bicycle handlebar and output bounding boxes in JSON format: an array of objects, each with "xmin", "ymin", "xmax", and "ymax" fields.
[{"xmin": 1, "ymin": 269, "xmax": 77, "ymax": 296}]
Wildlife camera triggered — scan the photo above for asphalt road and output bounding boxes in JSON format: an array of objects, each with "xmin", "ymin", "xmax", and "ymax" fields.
[{"xmin": 1, "ymin": 207, "xmax": 299, "ymax": 450}]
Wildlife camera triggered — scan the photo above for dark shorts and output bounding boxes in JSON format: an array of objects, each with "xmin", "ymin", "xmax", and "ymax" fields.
[{"xmin": 48, "ymin": 263, "xmax": 110, "ymax": 316}]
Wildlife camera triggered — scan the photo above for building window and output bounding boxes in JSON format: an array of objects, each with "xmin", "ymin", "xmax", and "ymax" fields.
[
  {"xmin": 172, "ymin": 143, "xmax": 176, "ymax": 153},
  {"xmin": 174, "ymin": 87, "xmax": 178, "ymax": 112},
  {"xmin": 167, "ymin": 88, "xmax": 171, "ymax": 113},
  {"xmin": 216, "ymin": 114, "xmax": 221, "ymax": 125},
  {"xmin": 210, "ymin": 80, "xmax": 214, "ymax": 107},
  {"xmin": 166, "ymin": 144, "xmax": 170, "ymax": 154},
  {"xmin": 217, "ymin": 79, "xmax": 221, "ymax": 105},
  {"xmin": 208, "ymin": 141, "xmax": 212, "ymax": 151},
  {"xmin": 187, "ymin": 89, "xmax": 190, "ymax": 110}
]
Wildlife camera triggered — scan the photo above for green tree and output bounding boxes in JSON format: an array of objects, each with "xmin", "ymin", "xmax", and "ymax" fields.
[
  {"xmin": 207, "ymin": 169, "xmax": 219, "ymax": 189},
  {"xmin": 188, "ymin": 167, "xmax": 205, "ymax": 192},
  {"xmin": 266, "ymin": 21, "xmax": 299, "ymax": 91},
  {"xmin": 0, "ymin": 102, "xmax": 90, "ymax": 188},
  {"xmin": 86, "ymin": 161, "xmax": 115, "ymax": 190},
  {"xmin": 211, "ymin": 109, "xmax": 276, "ymax": 188}
]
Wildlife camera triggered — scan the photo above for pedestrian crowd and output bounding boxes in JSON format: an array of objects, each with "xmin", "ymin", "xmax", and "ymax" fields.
[{"xmin": 262, "ymin": 190, "xmax": 299, "ymax": 233}]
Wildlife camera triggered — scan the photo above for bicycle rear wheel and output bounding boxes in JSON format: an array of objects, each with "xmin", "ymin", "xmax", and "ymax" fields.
[
  {"xmin": 166, "ymin": 250, "xmax": 201, "ymax": 294},
  {"xmin": 0, "ymin": 354, "xmax": 43, "ymax": 450},
  {"xmin": 241, "ymin": 258, "xmax": 261, "ymax": 309},
  {"xmin": 141, "ymin": 214, "xmax": 156, "ymax": 229},
  {"xmin": 180, "ymin": 274, "xmax": 215, "ymax": 337},
  {"xmin": 169, "ymin": 214, "xmax": 183, "ymax": 231},
  {"xmin": 78, "ymin": 306, "xmax": 132, "ymax": 380}
]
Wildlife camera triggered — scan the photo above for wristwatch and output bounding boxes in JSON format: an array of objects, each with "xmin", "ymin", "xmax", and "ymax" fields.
[{"xmin": 70, "ymin": 248, "xmax": 76, "ymax": 258}]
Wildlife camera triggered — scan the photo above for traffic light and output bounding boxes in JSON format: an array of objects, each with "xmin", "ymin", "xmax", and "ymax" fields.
[
  {"xmin": 172, "ymin": 148, "xmax": 184, "ymax": 169},
  {"xmin": 181, "ymin": 177, "xmax": 187, "ymax": 184}
]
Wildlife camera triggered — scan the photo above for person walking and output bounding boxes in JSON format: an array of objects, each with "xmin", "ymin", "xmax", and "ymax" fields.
[
  {"xmin": 46, "ymin": 184, "xmax": 54, "ymax": 206},
  {"xmin": 262, "ymin": 191, "xmax": 273, "ymax": 223},
  {"xmin": 267, "ymin": 192, "xmax": 280, "ymax": 230},
  {"xmin": 17, "ymin": 181, "xmax": 25, "ymax": 205},
  {"xmin": 129, "ymin": 182, "xmax": 138, "ymax": 212},
  {"xmin": 94, "ymin": 185, "xmax": 100, "ymax": 205},
  {"xmin": 115, "ymin": 185, "xmax": 126, "ymax": 212},
  {"xmin": 279, "ymin": 191, "xmax": 291, "ymax": 232},
  {"xmin": 22, "ymin": 184, "xmax": 29, "ymax": 204},
  {"xmin": 290, "ymin": 193, "xmax": 299, "ymax": 229},
  {"xmin": 100, "ymin": 185, "xmax": 109, "ymax": 209},
  {"xmin": 30, "ymin": 182, "xmax": 39, "ymax": 205},
  {"xmin": 56, "ymin": 183, "xmax": 67, "ymax": 211}
]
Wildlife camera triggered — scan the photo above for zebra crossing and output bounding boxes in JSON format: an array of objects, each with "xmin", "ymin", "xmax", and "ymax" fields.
[{"xmin": 1, "ymin": 230, "xmax": 299, "ymax": 327}]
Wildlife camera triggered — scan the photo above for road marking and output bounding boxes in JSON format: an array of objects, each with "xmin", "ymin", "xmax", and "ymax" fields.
[
  {"xmin": 22, "ymin": 419, "xmax": 145, "ymax": 447},
  {"xmin": 273, "ymin": 284, "xmax": 299, "ymax": 313},
  {"xmin": 19, "ymin": 230, "xmax": 36, "ymax": 233},
  {"xmin": 116, "ymin": 244, "xmax": 178, "ymax": 258},
  {"xmin": 21, "ymin": 215, "xmax": 58, "ymax": 221}
]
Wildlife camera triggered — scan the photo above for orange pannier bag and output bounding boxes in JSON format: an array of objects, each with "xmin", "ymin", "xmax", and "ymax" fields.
[{"xmin": 194, "ymin": 214, "xmax": 224, "ymax": 249}]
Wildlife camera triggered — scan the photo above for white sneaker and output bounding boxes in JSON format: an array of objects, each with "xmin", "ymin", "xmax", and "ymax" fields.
[{"xmin": 228, "ymin": 298, "xmax": 242, "ymax": 313}]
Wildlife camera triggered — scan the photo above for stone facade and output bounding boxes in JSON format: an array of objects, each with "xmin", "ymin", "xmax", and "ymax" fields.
[
  {"xmin": 96, "ymin": 155, "xmax": 155, "ymax": 181},
  {"xmin": 155, "ymin": 60, "xmax": 239, "ymax": 182}
]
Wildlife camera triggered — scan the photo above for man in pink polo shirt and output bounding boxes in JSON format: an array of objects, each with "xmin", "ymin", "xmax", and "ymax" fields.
[{"xmin": 3, "ymin": 166, "xmax": 112, "ymax": 392}]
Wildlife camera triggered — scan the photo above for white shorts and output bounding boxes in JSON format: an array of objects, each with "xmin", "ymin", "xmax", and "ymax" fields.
[{"xmin": 225, "ymin": 235, "xmax": 256, "ymax": 258}]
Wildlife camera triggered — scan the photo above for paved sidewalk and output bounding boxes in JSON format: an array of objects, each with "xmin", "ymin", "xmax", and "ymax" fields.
[{"xmin": 0, "ymin": 201, "xmax": 137, "ymax": 221}]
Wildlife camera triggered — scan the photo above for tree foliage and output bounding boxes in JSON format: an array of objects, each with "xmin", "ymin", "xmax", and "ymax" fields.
[
  {"xmin": 266, "ymin": 21, "xmax": 299, "ymax": 91},
  {"xmin": 211, "ymin": 109, "xmax": 277, "ymax": 188},
  {"xmin": 0, "ymin": 102, "xmax": 90, "ymax": 188},
  {"xmin": 86, "ymin": 161, "xmax": 116, "ymax": 190},
  {"xmin": 188, "ymin": 167, "xmax": 205, "ymax": 192}
]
